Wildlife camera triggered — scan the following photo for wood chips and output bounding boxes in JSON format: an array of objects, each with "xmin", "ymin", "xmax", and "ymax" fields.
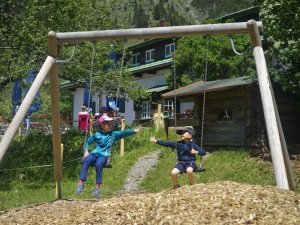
[{"xmin": 1, "ymin": 181, "xmax": 300, "ymax": 225}]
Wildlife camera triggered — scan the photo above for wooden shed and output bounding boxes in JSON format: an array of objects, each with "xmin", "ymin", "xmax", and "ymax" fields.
[{"xmin": 162, "ymin": 76, "xmax": 300, "ymax": 151}]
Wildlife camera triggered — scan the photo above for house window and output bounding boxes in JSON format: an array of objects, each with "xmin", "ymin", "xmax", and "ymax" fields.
[
  {"xmin": 165, "ymin": 43, "xmax": 175, "ymax": 58},
  {"xmin": 145, "ymin": 49, "xmax": 155, "ymax": 63},
  {"xmin": 217, "ymin": 109, "xmax": 232, "ymax": 121},
  {"xmin": 164, "ymin": 100, "xmax": 174, "ymax": 118},
  {"xmin": 141, "ymin": 101, "xmax": 151, "ymax": 119},
  {"xmin": 132, "ymin": 53, "xmax": 140, "ymax": 66}
]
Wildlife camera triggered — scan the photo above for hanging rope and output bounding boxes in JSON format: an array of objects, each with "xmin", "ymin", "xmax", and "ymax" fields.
[
  {"xmin": 200, "ymin": 37, "xmax": 209, "ymax": 148},
  {"xmin": 114, "ymin": 41, "xmax": 127, "ymax": 122},
  {"xmin": 172, "ymin": 38, "xmax": 177, "ymax": 130},
  {"xmin": 83, "ymin": 42, "xmax": 95, "ymax": 143},
  {"xmin": 199, "ymin": 37, "xmax": 210, "ymax": 170},
  {"xmin": 228, "ymin": 35, "xmax": 244, "ymax": 56},
  {"xmin": 56, "ymin": 46, "xmax": 76, "ymax": 63}
]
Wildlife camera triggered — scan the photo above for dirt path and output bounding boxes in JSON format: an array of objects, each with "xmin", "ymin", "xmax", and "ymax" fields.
[{"xmin": 117, "ymin": 150, "xmax": 161, "ymax": 195}]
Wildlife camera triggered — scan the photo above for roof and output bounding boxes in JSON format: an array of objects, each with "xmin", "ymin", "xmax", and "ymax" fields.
[
  {"xmin": 127, "ymin": 57, "xmax": 173, "ymax": 74},
  {"xmin": 162, "ymin": 76, "xmax": 255, "ymax": 99},
  {"xmin": 60, "ymin": 80, "xmax": 83, "ymax": 91},
  {"xmin": 147, "ymin": 85, "xmax": 169, "ymax": 93},
  {"xmin": 127, "ymin": 38, "xmax": 167, "ymax": 50}
]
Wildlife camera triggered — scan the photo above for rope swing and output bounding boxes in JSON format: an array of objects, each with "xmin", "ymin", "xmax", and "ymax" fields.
[
  {"xmin": 197, "ymin": 36, "xmax": 210, "ymax": 172},
  {"xmin": 172, "ymin": 37, "xmax": 210, "ymax": 173}
]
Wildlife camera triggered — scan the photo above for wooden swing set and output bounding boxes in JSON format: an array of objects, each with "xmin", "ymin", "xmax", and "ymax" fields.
[{"xmin": 0, "ymin": 20, "xmax": 295, "ymax": 199}]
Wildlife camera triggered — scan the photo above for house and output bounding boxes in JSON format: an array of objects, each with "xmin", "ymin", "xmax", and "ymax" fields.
[
  {"xmin": 127, "ymin": 37, "xmax": 177, "ymax": 125},
  {"xmin": 162, "ymin": 76, "xmax": 300, "ymax": 150},
  {"xmin": 60, "ymin": 8, "xmax": 262, "ymax": 128},
  {"xmin": 60, "ymin": 36, "xmax": 179, "ymax": 126}
]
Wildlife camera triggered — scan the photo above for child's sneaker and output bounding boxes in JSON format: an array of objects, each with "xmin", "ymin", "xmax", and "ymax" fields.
[
  {"xmin": 173, "ymin": 184, "xmax": 181, "ymax": 189},
  {"xmin": 93, "ymin": 188, "xmax": 100, "ymax": 198},
  {"xmin": 76, "ymin": 183, "xmax": 83, "ymax": 194}
]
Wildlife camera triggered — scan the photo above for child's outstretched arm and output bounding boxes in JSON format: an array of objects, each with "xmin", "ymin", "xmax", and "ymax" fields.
[
  {"xmin": 134, "ymin": 128, "xmax": 142, "ymax": 133},
  {"xmin": 150, "ymin": 136, "xmax": 157, "ymax": 143},
  {"xmin": 191, "ymin": 144, "xmax": 206, "ymax": 156},
  {"xmin": 114, "ymin": 128, "xmax": 142, "ymax": 141},
  {"xmin": 150, "ymin": 137, "xmax": 176, "ymax": 148}
]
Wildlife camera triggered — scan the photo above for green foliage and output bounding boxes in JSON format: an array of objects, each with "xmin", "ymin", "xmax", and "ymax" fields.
[
  {"xmin": 191, "ymin": 0, "xmax": 254, "ymax": 18},
  {"xmin": 0, "ymin": 129, "xmax": 83, "ymax": 186},
  {"xmin": 0, "ymin": 0, "xmax": 151, "ymax": 119},
  {"xmin": 258, "ymin": 0, "xmax": 300, "ymax": 92},
  {"xmin": 141, "ymin": 148, "xmax": 275, "ymax": 191},
  {"xmin": 167, "ymin": 34, "xmax": 255, "ymax": 88},
  {"xmin": 1, "ymin": 128, "xmax": 298, "ymax": 212},
  {"xmin": 0, "ymin": 1, "xmax": 112, "ymax": 86}
]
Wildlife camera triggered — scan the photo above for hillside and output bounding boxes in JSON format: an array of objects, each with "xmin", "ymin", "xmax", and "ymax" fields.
[{"xmin": 109, "ymin": 0, "xmax": 255, "ymax": 28}]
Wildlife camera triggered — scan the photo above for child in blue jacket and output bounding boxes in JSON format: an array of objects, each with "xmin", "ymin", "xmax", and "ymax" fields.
[
  {"xmin": 150, "ymin": 127, "xmax": 206, "ymax": 189},
  {"xmin": 76, "ymin": 115, "xmax": 141, "ymax": 197}
]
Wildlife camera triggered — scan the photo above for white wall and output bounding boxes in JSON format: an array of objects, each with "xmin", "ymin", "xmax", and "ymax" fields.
[
  {"xmin": 71, "ymin": 70, "xmax": 168, "ymax": 127},
  {"xmin": 73, "ymin": 88, "xmax": 84, "ymax": 128}
]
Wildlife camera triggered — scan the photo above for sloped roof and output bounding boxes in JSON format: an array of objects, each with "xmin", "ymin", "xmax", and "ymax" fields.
[
  {"xmin": 162, "ymin": 76, "xmax": 255, "ymax": 99},
  {"xmin": 147, "ymin": 85, "xmax": 169, "ymax": 93},
  {"xmin": 127, "ymin": 57, "xmax": 172, "ymax": 74}
]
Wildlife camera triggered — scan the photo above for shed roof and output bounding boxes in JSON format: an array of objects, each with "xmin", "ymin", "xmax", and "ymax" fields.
[{"xmin": 162, "ymin": 76, "xmax": 255, "ymax": 99}]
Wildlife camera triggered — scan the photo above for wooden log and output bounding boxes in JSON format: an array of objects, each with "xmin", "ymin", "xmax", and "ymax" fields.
[{"xmin": 120, "ymin": 119, "xmax": 125, "ymax": 157}]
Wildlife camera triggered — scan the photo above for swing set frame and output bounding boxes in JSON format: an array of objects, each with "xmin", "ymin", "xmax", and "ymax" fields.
[{"xmin": 0, "ymin": 20, "xmax": 295, "ymax": 199}]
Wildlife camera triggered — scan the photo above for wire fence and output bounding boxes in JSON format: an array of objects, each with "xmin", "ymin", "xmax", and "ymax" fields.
[{"xmin": 0, "ymin": 121, "xmax": 72, "ymax": 136}]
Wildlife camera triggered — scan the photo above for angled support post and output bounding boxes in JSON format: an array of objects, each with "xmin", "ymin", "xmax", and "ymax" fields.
[
  {"xmin": 0, "ymin": 56, "xmax": 55, "ymax": 162},
  {"xmin": 247, "ymin": 20, "xmax": 295, "ymax": 190}
]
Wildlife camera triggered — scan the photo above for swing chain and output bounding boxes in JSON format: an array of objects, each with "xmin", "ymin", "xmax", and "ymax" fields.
[
  {"xmin": 115, "ymin": 40, "xmax": 127, "ymax": 120},
  {"xmin": 200, "ymin": 37, "xmax": 209, "ymax": 149},
  {"xmin": 83, "ymin": 42, "xmax": 96, "ymax": 143},
  {"xmin": 173, "ymin": 38, "xmax": 177, "ymax": 127},
  {"xmin": 199, "ymin": 37, "xmax": 210, "ymax": 170},
  {"xmin": 56, "ymin": 46, "xmax": 76, "ymax": 63}
]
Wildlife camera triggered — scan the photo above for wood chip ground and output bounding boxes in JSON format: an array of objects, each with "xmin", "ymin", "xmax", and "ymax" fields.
[{"xmin": 1, "ymin": 181, "xmax": 300, "ymax": 225}]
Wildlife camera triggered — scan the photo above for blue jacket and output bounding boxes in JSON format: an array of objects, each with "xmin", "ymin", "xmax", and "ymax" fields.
[
  {"xmin": 85, "ymin": 129, "xmax": 136, "ymax": 157},
  {"xmin": 156, "ymin": 140, "xmax": 206, "ymax": 162}
]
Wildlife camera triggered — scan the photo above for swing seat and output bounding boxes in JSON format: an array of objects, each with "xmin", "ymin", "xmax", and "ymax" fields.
[
  {"xmin": 180, "ymin": 167, "xmax": 205, "ymax": 174},
  {"xmin": 194, "ymin": 167, "xmax": 205, "ymax": 173},
  {"xmin": 81, "ymin": 159, "xmax": 112, "ymax": 168},
  {"xmin": 104, "ymin": 163, "xmax": 112, "ymax": 168}
]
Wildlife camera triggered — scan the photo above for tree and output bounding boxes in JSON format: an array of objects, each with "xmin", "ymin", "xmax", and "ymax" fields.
[
  {"xmin": 191, "ymin": 0, "xmax": 254, "ymax": 18},
  {"xmin": 166, "ymin": 33, "xmax": 255, "ymax": 88},
  {"xmin": 258, "ymin": 0, "xmax": 300, "ymax": 92},
  {"xmin": 0, "ymin": 0, "xmax": 149, "ymax": 119}
]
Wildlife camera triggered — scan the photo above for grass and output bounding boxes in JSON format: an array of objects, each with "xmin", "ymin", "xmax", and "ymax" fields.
[
  {"xmin": 140, "ymin": 148, "xmax": 275, "ymax": 192},
  {"xmin": 0, "ymin": 128, "xmax": 297, "ymax": 212}
]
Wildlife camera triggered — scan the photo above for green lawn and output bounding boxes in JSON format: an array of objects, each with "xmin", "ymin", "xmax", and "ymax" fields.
[{"xmin": 1, "ymin": 129, "xmax": 298, "ymax": 212}]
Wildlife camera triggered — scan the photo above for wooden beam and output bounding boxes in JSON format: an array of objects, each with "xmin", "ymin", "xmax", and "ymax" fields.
[
  {"xmin": 48, "ymin": 31, "xmax": 63, "ymax": 199},
  {"xmin": 56, "ymin": 22, "xmax": 263, "ymax": 43},
  {"xmin": 252, "ymin": 45, "xmax": 290, "ymax": 190},
  {"xmin": 0, "ymin": 56, "xmax": 55, "ymax": 162}
]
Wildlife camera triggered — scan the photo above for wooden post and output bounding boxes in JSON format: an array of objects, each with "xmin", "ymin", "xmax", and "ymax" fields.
[
  {"xmin": 120, "ymin": 119, "xmax": 125, "ymax": 157},
  {"xmin": 247, "ymin": 20, "xmax": 292, "ymax": 190},
  {"xmin": 164, "ymin": 117, "xmax": 169, "ymax": 139},
  {"xmin": 48, "ymin": 31, "xmax": 63, "ymax": 198},
  {"xmin": 270, "ymin": 82, "xmax": 296, "ymax": 190},
  {"xmin": 156, "ymin": 104, "xmax": 162, "ymax": 131},
  {"xmin": 56, "ymin": 144, "xmax": 64, "ymax": 199}
]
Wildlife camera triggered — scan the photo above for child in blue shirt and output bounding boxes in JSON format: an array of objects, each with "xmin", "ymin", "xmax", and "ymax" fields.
[
  {"xmin": 150, "ymin": 127, "xmax": 206, "ymax": 189},
  {"xmin": 76, "ymin": 115, "xmax": 141, "ymax": 197}
]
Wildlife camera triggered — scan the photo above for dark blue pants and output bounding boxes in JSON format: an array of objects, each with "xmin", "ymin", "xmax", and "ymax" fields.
[{"xmin": 79, "ymin": 153, "xmax": 108, "ymax": 184}]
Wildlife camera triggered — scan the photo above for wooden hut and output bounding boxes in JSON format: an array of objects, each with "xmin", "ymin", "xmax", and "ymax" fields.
[{"xmin": 162, "ymin": 76, "xmax": 300, "ymax": 151}]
